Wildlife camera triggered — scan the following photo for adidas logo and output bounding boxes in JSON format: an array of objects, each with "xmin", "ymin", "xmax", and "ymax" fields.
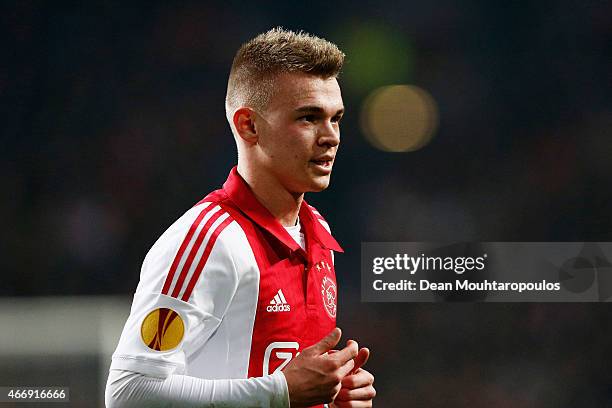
[{"xmin": 266, "ymin": 289, "xmax": 291, "ymax": 312}]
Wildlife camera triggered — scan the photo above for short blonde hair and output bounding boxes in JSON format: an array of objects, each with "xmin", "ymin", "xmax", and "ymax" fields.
[{"xmin": 225, "ymin": 27, "xmax": 345, "ymax": 116}]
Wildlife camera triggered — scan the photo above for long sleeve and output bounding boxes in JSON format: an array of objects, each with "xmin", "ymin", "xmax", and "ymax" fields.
[{"xmin": 105, "ymin": 369, "xmax": 290, "ymax": 408}]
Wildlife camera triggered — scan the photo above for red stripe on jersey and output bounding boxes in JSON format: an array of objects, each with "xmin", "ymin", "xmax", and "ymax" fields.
[
  {"xmin": 309, "ymin": 206, "xmax": 326, "ymax": 221},
  {"xmin": 171, "ymin": 209, "xmax": 227, "ymax": 298},
  {"xmin": 181, "ymin": 215, "xmax": 234, "ymax": 301},
  {"xmin": 161, "ymin": 204, "xmax": 216, "ymax": 295}
]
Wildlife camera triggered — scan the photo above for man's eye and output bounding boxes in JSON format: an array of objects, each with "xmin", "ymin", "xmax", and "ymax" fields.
[
  {"xmin": 299, "ymin": 115, "xmax": 316, "ymax": 122},
  {"xmin": 332, "ymin": 115, "xmax": 343, "ymax": 123}
]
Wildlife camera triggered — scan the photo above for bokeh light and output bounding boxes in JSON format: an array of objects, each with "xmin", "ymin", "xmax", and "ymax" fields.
[
  {"xmin": 334, "ymin": 24, "xmax": 414, "ymax": 95},
  {"xmin": 360, "ymin": 84, "xmax": 439, "ymax": 152}
]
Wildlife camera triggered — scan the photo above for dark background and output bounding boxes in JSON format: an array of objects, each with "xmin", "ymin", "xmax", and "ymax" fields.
[{"xmin": 2, "ymin": 1, "xmax": 612, "ymax": 406}]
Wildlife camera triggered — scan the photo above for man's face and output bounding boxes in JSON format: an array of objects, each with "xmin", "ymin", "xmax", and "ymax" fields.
[{"xmin": 254, "ymin": 72, "xmax": 344, "ymax": 194}]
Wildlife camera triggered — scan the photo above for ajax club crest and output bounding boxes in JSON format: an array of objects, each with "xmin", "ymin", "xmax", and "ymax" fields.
[{"xmin": 321, "ymin": 275, "xmax": 337, "ymax": 319}]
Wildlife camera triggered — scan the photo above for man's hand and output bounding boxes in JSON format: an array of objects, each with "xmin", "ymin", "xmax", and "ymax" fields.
[
  {"xmin": 282, "ymin": 328, "xmax": 358, "ymax": 407},
  {"xmin": 331, "ymin": 347, "xmax": 376, "ymax": 407}
]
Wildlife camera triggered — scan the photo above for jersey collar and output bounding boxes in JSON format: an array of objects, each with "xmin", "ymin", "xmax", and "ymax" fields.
[
  {"xmin": 298, "ymin": 202, "xmax": 343, "ymax": 253},
  {"xmin": 223, "ymin": 166, "xmax": 343, "ymax": 254}
]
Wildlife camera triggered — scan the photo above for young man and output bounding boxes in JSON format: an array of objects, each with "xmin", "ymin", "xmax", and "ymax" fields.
[{"xmin": 106, "ymin": 28, "xmax": 375, "ymax": 408}]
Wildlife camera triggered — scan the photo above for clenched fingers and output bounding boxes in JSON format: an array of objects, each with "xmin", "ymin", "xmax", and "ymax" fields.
[
  {"xmin": 335, "ymin": 385, "xmax": 376, "ymax": 402},
  {"xmin": 351, "ymin": 347, "xmax": 369, "ymax": 374},
  {"xmin": 341, "ymin": 368, "xmax": 375, "ymax": 389},
  {"xmin": 329, "ymin": 340, "xmax": 359, "ymax": 366}
]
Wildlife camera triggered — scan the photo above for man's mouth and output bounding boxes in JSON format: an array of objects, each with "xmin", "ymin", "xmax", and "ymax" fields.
[
  {"xmin": 310, "ymin": 159, "xmax": 333, "ymax": 167},
  {"xmin": 310, "ymin": 156, "xmax": 334, "ymax": 174}
]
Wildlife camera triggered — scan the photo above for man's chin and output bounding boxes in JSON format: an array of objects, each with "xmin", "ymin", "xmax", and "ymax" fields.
[
  {"xmin": 288, "ymin": 172, "xmax": 331, "ymax": 194},
  {"xmin": 307, "ymin": 175, "xmax": 331, "ymax": 192}
]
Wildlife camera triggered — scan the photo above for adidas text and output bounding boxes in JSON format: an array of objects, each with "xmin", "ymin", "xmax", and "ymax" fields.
[{"xmin": 266, "ymin": 304, "xmax": 291, "ymax": 312}]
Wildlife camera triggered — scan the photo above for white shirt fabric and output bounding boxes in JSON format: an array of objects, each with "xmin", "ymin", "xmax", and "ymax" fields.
[
  {"xmin": 284, "ymin": 219, "xmax": 305, "ymax": 250},
  {"xmin": 105, "ymin": 369, "xmax": 288, "ymax": 407},
  {"xmin": 110, "ymin": 203, "xmax": 261, "ymax": 378}
]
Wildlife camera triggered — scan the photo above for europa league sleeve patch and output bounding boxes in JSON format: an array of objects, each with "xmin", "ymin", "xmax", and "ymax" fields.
[{"xmin": 141, "ymin": 308, "xmax": 185, "ymax": 351}]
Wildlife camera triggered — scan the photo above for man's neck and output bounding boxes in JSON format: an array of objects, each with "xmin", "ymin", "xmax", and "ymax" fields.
[{"xmin": 237, "ymin": 162, "xmax": 303, "ymax": 227}]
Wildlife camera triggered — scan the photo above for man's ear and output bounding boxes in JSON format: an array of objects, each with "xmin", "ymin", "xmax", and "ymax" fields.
[{"xmin": 233, "ymin": 107, "xmax": 258, "ymax": 145}]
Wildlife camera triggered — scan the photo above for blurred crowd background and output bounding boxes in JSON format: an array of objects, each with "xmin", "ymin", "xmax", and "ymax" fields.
[{"xmin": 2, "ymin": 1, "xmax": 612, "ymax": 406}]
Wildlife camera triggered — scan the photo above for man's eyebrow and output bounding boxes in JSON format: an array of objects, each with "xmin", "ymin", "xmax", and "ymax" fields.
[{"xmin": 294, "ymin": 106, "xmax": 345, "ymax": 115}]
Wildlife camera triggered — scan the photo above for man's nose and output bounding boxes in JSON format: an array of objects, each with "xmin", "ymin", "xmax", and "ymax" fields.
[{"xmin": 317, "ymin": 121, "xmax": 340, "ymax": 147}]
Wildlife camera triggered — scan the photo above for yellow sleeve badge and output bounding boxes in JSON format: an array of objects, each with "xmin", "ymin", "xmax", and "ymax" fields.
[{"xmin": 141, "ymin": 308, "xmax": 185, "ymax": 351}]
